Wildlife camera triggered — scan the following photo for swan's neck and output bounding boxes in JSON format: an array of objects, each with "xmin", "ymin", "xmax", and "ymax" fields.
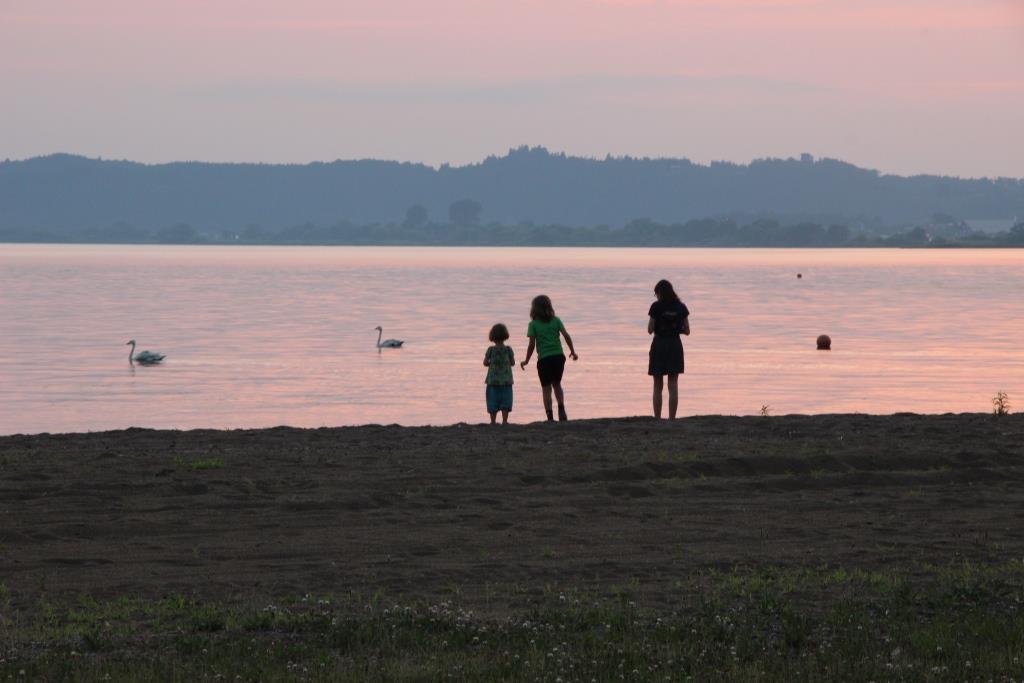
[
  {"xmin": 128, "ymin": 341, "xmax": 135, "ymax": 362},
  {"xmin": 376, "ymin": 329, "xmax": 382, "ymax": 347}
]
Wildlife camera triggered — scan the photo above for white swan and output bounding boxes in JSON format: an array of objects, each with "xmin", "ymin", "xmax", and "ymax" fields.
[
  {"xmin": 126, "ymin": 339, "xmax": 166, "ymax": 364},
  {"xmin": 375, "ymin": 326, "xmax": 404, "ymax": 348}
]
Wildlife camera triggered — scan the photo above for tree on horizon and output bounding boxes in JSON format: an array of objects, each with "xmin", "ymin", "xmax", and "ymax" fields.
[{"xmin": 449, "ymin": 199, "xmax": 482, "ymax": 226}]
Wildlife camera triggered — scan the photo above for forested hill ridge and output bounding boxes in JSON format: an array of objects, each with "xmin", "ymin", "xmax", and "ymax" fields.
[{"xmin": 2, "ymin": 147, "xmax": 1022, "ymax": 242}]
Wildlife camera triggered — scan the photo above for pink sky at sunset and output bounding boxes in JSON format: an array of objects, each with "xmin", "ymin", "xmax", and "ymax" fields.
[{"xmin": 2, "ymin": 0, "xmax": 1022, "ymax": 177}]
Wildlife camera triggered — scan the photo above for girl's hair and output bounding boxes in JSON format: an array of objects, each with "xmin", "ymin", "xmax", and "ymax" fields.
[
  {"xmin": 654, "ymin": 279, "xmax": 680, "ymax": 303},
  {"xmin": 529, "ymin": 295, "xmax": 555, "ymax": 322},
  {"xmin": 489, "ymin": 323, "xmax": 510, "ymax": 343}
]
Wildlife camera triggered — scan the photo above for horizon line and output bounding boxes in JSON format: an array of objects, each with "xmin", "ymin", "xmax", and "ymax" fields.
[{"xmin": 5, "ymin": 147, "xmax": 1023, "ymax": 183}]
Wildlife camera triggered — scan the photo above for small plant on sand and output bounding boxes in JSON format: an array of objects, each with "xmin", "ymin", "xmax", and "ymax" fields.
[
  {"xmin": 992, "ymin": 391, "xmax": 1010, "ymax": 416},
  {"xmin": 760, "ymin": 404, "xmax": 772, "ymax": 417},
  {"xmin": 191, "ymin": 457, "xmax": 224, "ymax": 470},
  {"xmin": 175, "ymin": 456, "xmax": 224, "ymax": 471}
]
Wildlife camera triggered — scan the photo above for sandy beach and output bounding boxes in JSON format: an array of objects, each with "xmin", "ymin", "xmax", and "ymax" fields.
[{"xmin": 3, "ymin": 413, "xmax": 1022, "ymax": 611}]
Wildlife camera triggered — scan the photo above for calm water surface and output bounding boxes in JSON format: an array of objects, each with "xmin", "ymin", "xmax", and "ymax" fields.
[{"xmin": 1, "ymin": 245, "xmax": 1021, "ymax": 434}]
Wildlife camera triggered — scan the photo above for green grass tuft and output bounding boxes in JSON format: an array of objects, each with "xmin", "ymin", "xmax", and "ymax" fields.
[{"xmin": 174, "ymin": 456, "xmax": 225, "ymax": 470}]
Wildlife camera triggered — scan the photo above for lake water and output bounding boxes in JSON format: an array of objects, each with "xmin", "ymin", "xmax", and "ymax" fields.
[{"xmin": 1, "ymin": 245, "xmax": 1021, "ymax": 434}]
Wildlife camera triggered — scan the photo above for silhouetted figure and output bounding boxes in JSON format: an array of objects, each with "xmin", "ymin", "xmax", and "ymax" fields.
[
  {"xmin": 648, "ymin": 280, "xmax": 690, "ymax": 419},
  {"xmin": 817, "ymin": 334, "xmax": 832, "ymax": 350},
  {"xmin": 520, "ymin": 295, "xmax": 578, "ymax": 422},
  {"xmin": 483, "ymin": 323, "xmax": 515, "ymax": 425}
]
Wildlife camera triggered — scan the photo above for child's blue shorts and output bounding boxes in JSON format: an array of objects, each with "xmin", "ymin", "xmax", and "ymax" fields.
[{"xmin": 486, "ymin": 384, "xmax": 513, "ymax": 413}]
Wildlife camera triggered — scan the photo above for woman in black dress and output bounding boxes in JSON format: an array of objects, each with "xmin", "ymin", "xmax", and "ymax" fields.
[{"xmin": 648, "ymin": 279, "xmax": 690, "ymax": 419}]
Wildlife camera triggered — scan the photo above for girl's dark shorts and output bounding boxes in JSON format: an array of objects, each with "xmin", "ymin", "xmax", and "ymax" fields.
[
  {"xmin": 536, "ymin": 354, "xmax": 566, "ymax": 386},
  {"xmin": 486, "ymin": 384, "xmax": 514, "ymax": 413},
  {"xmin": 649, "ymin": 335, "xmax": 684, "ymax": 376}
]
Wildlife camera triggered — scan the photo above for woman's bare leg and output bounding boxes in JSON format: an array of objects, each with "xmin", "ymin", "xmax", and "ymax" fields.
[
  {"xmin": 667, "ymin": 374, "xmax": 679, "ymax": 419},
  {"xmin": 652, "ymin": 375, "xmax": 664, "ymax": 418},
  {"xmin": 542, "ymin": 384, "xmax": 554, "ymax": 418}
]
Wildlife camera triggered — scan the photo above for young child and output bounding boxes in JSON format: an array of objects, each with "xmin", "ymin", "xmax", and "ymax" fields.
[
  {"xmin": 519, "ymin": 295, "xmax": 578, "ymax": 422},
  {"xmin": 483, "ymin": 323, "xmax": 515, "ymax": 424}
]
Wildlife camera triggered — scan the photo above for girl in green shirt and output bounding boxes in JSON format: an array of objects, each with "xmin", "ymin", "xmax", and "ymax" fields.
[{"xmin": 520, "ymin": 294, "xmax": 578, "ymax": 422}]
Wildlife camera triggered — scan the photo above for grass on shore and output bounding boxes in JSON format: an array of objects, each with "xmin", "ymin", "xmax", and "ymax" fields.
[
  {"xmin": 173, "ymin": 456, "xmax": 225, "ymax": 471},
  {"xmin": 2, "ymin": 561, "xmax": 1023, "ymax": 681}
]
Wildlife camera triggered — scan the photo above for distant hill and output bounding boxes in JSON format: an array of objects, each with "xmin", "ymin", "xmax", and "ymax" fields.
[{"xmin": 1, "ymin": 147, "xmax": 1022, "ymax": 239}]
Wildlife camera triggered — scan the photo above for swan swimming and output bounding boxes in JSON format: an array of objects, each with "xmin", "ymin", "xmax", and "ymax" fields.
[
  {"xmin": 375, "ymin": 326, "xmax": 404, "ymax": 348},
  {"xmin": 126, "ymin": 339, "xmax": 166, "ymax": 364}
]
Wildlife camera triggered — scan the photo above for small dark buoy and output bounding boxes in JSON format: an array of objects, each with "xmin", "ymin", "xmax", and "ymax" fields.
[
  {"xmin": 816, "ymin": 334, "xmax": 831, "ymax": 350},
  {"xmin": 797, "ymin": 273, "xmax": 802, "ymax": 279}
]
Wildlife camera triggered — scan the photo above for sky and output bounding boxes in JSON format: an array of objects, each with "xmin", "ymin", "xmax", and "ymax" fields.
[{"xmin": 2, "ymin": 0, "xmax": 1023, "ymax": 177}]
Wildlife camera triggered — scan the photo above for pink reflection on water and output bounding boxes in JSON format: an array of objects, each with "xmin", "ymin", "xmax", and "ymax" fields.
[{"xmin": 0, "ymin": 245, "xmax": 1021, "ymax": 434}]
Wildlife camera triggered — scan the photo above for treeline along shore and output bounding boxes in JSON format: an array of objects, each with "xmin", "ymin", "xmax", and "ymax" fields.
[
  {"xmin": 2, "ymin": 413, "xmax": 1023, "ymax": 679},
  {"xmin": 3, "ymin": 148, "xmax": 1024, "ymax": 247},
  {"xmin": 5, "ymin": 216, "xmax": 1024, "ymax": 248}
]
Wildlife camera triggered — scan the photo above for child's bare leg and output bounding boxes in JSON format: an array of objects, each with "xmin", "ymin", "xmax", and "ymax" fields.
[
  {"xmin": 553, "ymin": 382, "xmax": 567, "ymax": 421},
  {"xmin": 667, "ymin": 374, "xmax": 679, "ymax": 419},
  {"xmin": 652, "ymin": 375, "xmax": 664, "ymax": 418},
  {"xmin": 489, "ymin": 411, "xmax": 497, "ymax": 424},
  {"xmin": 542, "ymin": 385, "xmax": 554, "ymax": 420},
  {"xmin": 501, "ymin": 409, "xmax": 509, "ymax": 424}
]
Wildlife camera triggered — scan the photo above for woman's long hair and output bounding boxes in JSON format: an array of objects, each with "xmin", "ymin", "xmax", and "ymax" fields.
[
  {"xmin": 530, "ymin": 295, "xmax": 555, "ymax": 322},
  {"xmin": 654, "ymin": 279, "xmax": 680, "ymax": 303}
]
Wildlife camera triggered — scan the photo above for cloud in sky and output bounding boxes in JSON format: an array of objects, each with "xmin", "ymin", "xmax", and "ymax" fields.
[{"xmin": 1, "ymin": 0, "xmax": 1022, "ymax": 176}]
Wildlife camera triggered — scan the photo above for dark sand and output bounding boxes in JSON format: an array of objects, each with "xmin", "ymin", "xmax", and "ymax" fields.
[{"xmin": 2, "ymin": 414, "xmax": 1022, "ymax": 610}]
